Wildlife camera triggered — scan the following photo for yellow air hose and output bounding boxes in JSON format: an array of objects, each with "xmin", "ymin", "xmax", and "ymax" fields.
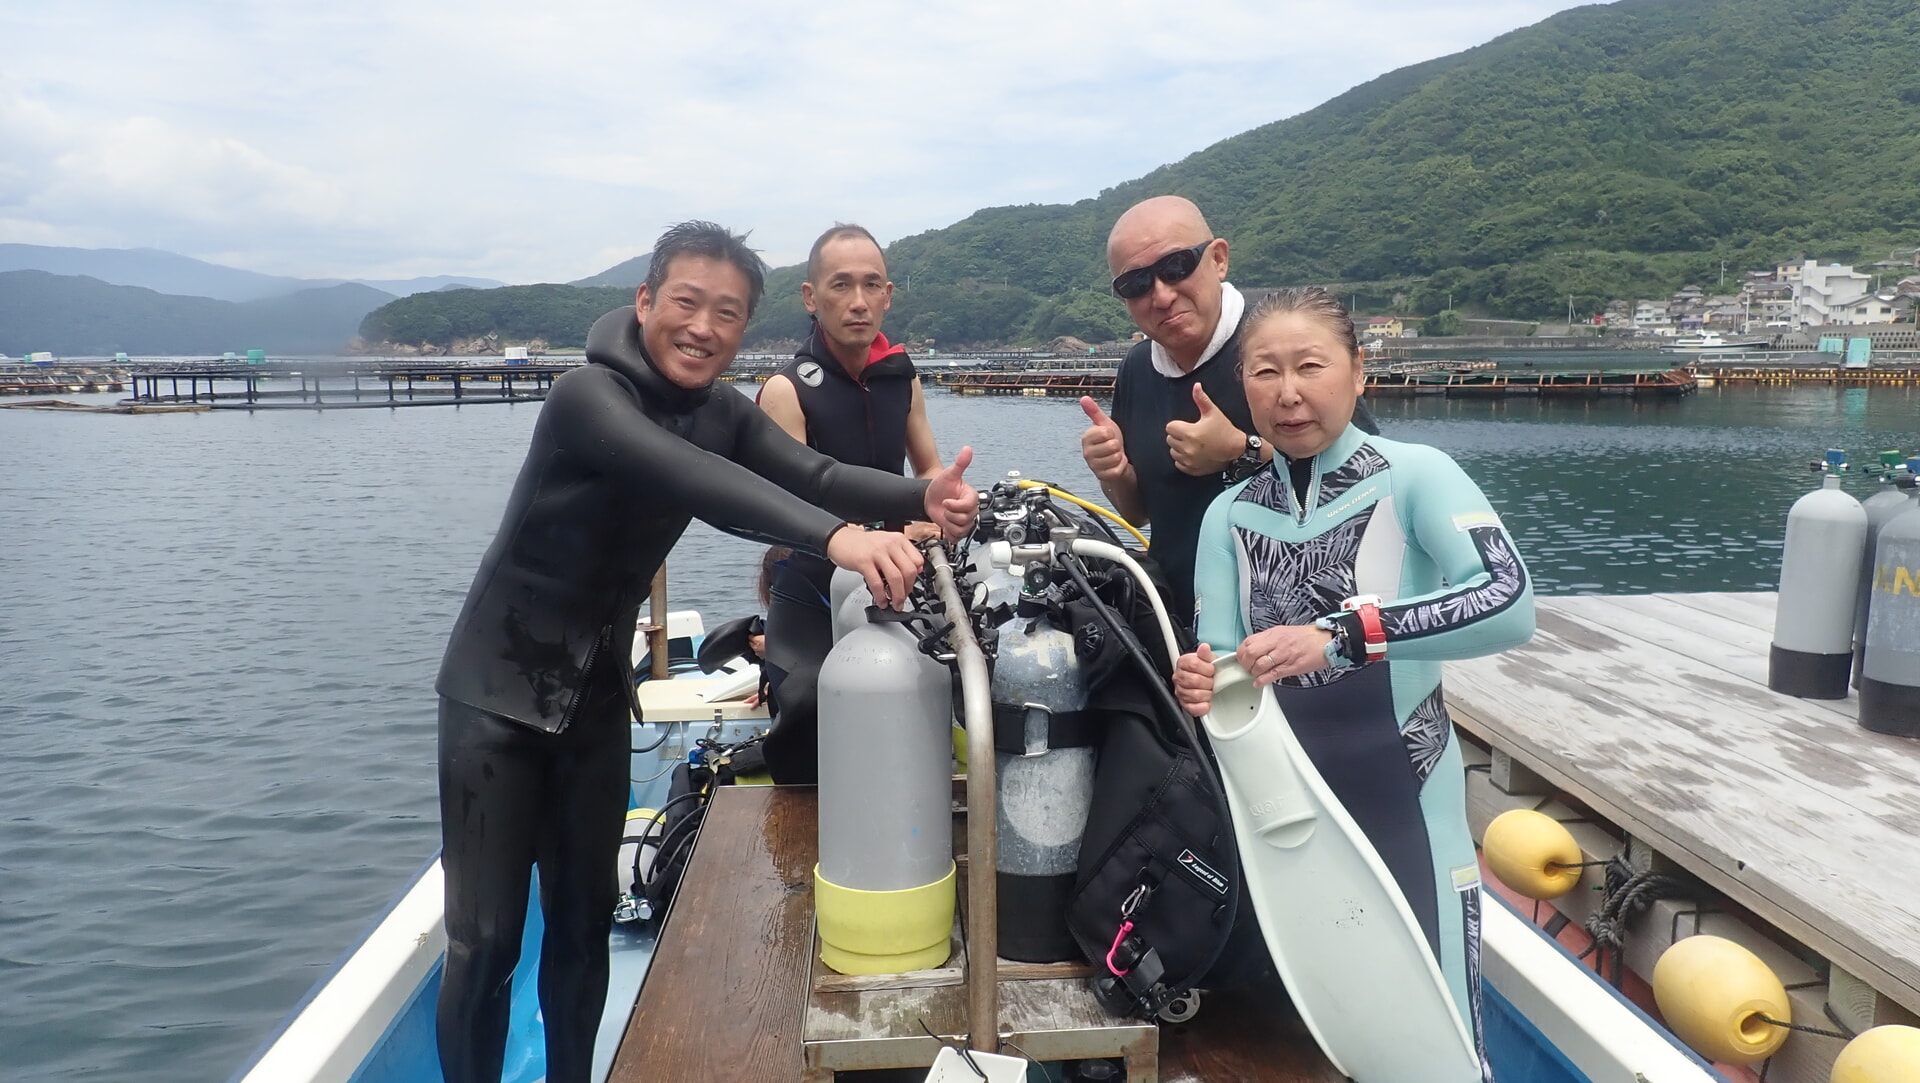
[{"xmin": 1015, "ymin": 480, "xmax": 1150, "ymax": 549}]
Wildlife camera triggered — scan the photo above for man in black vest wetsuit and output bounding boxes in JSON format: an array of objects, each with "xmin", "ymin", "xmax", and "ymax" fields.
[
  {"xmin": 753, "ymin": 223, "xmax": 945, "ymax": 783},
  {"xmin": 1079, "ymin": 195, "xmax": 1380, "ymax": 627},
  {"xmin": 433, "ymin": 222, "xmax": 980, "ymax": 1083}
]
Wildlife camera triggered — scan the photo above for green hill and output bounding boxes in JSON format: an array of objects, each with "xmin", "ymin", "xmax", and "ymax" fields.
[
  {"xmin": 569, "ymin": 254, "xmax": 652, "ymax": 289},
  {"xmin": 870, "ymin": 0, "xmax": 1919, "ymax": 330},
  {"xmin": 0, "ymin": 271, "xmax": 394, "ymax": 355},
  {"xmin": 359, "ymin": 0, "xmax": 1920, "ymax": 349},
  {"xmin": 357, "ymin": 283, "xmax": 631, "ymax": 349}
]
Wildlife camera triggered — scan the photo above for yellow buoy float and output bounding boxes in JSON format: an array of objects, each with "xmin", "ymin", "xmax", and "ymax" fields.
[
  {"xmin": 1831, "ymin": 1025, "xmax": 1920, "ymax": 1083},
  {"xmin": 1482, "ymin": 808, "xmax": 1585, "ymax": 900},
  {"xmin": 1652, "ymin": 935, "xmax": 1791, "ymax": 1064}
]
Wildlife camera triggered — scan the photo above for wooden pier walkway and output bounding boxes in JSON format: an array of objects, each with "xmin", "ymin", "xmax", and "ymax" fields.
[
  {"xmin": 611, "ymin": 785, "xmax": 1341, "ymax": 1083},
  {"xmin": 937, "ymin": 366, "xmax": 1699, "ymax": 399},
  {"xmin": 1444, "ymin": 592, "xmax": 1920, "ymax": 1030},
  {"xmin": 127, "ymin": 362, "xmax": 572, "ymax": 409},
  {"xmin": 1690, "ymin": 363, "xmax": 1920, "ymax": 387}
]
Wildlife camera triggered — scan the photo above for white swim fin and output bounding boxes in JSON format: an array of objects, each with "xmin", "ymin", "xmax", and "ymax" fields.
[{"xmin": 1201, "ymin": 658, "xmax": 1480, "ymax": 1082}]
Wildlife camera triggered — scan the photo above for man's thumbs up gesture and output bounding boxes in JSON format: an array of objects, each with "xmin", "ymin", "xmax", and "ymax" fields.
[
  {"xmin": 1165, "ymin": 383, "xmax": 1245, "ymax": 476},
  {"xmin": 1079, "ymin": 396, "xmax": 1131, "ymax": 485}
]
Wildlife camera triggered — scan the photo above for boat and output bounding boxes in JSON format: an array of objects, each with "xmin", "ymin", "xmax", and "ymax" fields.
[
  {"xmin": 1666, "ymin": 332, "xmax": 1770, "ymax": 352},
  {"xmin": 229, "ymin": 481, "xmax": 1909, "ymax": 1083}
]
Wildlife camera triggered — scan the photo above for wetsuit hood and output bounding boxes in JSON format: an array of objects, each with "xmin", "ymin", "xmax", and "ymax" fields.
[{"xmin": 585, "ymin": 306, "xmax": 714, "ymax": 412}]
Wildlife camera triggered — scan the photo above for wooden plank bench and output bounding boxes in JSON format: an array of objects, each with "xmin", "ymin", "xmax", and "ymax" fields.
[
  {"xmin": 608, "ymin": 784, "xmax": 1343, "ymax": 1081},
  {"xmin": 1443, "ymin": 592, "xmax": 1920, "ymax": 1024}
]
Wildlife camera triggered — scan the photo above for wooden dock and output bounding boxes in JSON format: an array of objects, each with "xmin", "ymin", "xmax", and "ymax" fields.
[
  {"xmin": 936, "ymin": 366, "xmax": 1699, "ymax": 399},
  {"xmin": 610, "ymin": 784, "xmax": 1341, "ymax": 1083},
  {"xmin": 1689, "ymin": 363, "xmax": 1920, "ymax": 387},
  {"xmin": 1444, "ymin": 592, "xmax": 1920, "ymax": 1036},
  {"xmin": 127, "ymin": 362, "xmax": 572, "ymax": 409}
]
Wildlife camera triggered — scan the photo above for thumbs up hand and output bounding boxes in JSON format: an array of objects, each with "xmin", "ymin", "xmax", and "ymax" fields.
[
  {"xmin": 1165, "ymin": 382, "xmax": 1246, "ymax": 476},
  {"xmin": 1079, "ymin": 396, "xmax": 1131, "ymax": 484},
  {"xmin": 924, "ymin": 445, "xmax": 979, "ymax": 541}
]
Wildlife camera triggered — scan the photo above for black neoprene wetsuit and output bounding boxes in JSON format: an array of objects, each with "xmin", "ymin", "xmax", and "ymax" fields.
[
  {"xmin": 434, "ymin": 306, "xmax": 929, "ymax": 1083},
  {"xmin": 757, "ymin": 325, "xmax": 917, "ymax": 783}
]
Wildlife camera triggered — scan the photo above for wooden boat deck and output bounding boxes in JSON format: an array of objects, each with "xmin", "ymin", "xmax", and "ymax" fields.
[
  {"xmin": 1443, "ymin": 592, "xmax": 1920, "ymax": 1019},
  {"xmin": 609, "ymin": 785, "xmax": 1341, "ymax": 1082}
]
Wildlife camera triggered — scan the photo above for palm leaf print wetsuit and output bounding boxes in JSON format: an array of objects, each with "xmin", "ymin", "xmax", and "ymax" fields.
[{"xmin": 1191, "ymin": 423, "xmax": 1534, "ymax": 1079}]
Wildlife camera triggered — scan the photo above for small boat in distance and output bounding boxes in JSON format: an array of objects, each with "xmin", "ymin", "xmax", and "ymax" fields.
[{"xmin": 1666, "ymin": 332, "xmax": 1770, "ymax": 352}]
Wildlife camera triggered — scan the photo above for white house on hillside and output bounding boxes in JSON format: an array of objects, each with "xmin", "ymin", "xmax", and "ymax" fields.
[
  {"xmin": 1832, "ymin": 292, "xmax": 1901, "ymax": 326},
  {"xmin": 1791, "ymin": 260, "xmax": 1872, "ymax": 327}
]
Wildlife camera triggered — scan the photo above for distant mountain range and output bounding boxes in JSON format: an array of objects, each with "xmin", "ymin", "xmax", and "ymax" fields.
[
  {"xmin": 568, "ymin": 254, "xmax": 650, "ymax": 289},
  {"xmin": 0, "ymin": 271, "xmax": 397, "ymax": 356},
  {"xmin": 0, "ymin": 246, "xmax": 651, "ymax": 356},
  {"xmin": 0, "ymin": 244, "xmax": 504, "ymax": 303}
]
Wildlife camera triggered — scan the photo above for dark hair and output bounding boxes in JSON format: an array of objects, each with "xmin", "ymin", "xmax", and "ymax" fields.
[
  {"xmin": 757, "ymin": 546, "xmax": 791, "ymax": 608},
  {"xmin": 645, "ymin": 220, "xmax": 768, "ymax": 317},
  {"xmin": 1243, "ymin": 286, "xmax": 1362, "ymax": 362},
  {"xmin": 807, "ymin": 223, "xmax": 884, "ymax": 283}
]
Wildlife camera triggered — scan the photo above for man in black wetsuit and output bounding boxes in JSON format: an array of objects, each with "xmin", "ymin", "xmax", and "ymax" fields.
[
  {"xmin": 433, "ymin": 221, "xmax": 980, "ymax": 1083},
  {"xmin": 1078, "ymin": 195, "xmax": 1380, "ymax": 626},
  {"xmin": 753, "ymin": 223, "xmax": 946, "ymax": 783}
]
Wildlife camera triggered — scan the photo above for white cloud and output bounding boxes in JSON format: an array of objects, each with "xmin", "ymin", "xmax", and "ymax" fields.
[{"xmin": 0, "ymin": 0, "xmax": 1594, "ymax": 282}]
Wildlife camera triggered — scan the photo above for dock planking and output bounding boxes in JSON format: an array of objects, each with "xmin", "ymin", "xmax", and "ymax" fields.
[
  {"xmin": 609, "ymin": 785, "xmax": 816, "ymax": 1083},
  {"xmin": 613, "ymin": 782, "xmax": 1344, "ymax": 1081},
  {"xmin": 1442, "ymin": 592, "xmax": 1920, "ymax": 1016}
]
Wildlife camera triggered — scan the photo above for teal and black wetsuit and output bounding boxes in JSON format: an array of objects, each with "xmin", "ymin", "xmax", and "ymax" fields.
[{"xmin": 1191, "ymin": 423, "xmax": 1534, "ymax": 1077}]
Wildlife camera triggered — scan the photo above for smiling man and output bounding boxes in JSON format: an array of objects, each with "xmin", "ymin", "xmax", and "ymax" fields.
[
  {"xmin": 1078, "ymin": 195, "xmax": 1379, "ymax": 625},
  {"xmin": 752, "ymin": 224, "xmax": 945, "ymax": 783},
  {"xmin": 431, "ymin": 221, "xmax": 978, "ymax": 1083}
]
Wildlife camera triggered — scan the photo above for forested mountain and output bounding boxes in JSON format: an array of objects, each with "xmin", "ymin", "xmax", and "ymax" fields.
[
  {"xmin": 569, "ymin": 255, "xmax": 652, "ymax": 289},
  {"xmin": 0, "ymin": 272, "xmax": 394, "ymax": 355},
  {"xmin": 860, "ymin": 0, "xmax": 1919, "ymax": 334},
  {"xmin": 357, "ymin": 284, "xmax": 632, "ymax": 349},
  {"xmin": 355, "ymin": 0, "xmax": 1920, "ymax": 350}
]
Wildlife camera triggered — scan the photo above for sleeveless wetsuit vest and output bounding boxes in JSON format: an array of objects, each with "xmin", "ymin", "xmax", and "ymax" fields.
[{"xmin": 777, "ymin": 327, "xmax": 916, "ymax": 476}]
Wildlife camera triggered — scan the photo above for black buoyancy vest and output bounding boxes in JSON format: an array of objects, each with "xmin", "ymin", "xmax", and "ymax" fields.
[{"xmin": 778, "ymin": 327, "xmax": 916, "ymax": 475}]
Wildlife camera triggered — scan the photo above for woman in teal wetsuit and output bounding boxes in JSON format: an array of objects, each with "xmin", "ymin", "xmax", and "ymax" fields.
[{"xmin": 1172, "ymin": 287, "xmax": 1534, "ymax": 1079}]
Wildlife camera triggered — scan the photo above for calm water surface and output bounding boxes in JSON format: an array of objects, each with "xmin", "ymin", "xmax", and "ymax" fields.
[{"xmin": 0, "ymin": 376, "xmax": 1914, "ymax": 1080}]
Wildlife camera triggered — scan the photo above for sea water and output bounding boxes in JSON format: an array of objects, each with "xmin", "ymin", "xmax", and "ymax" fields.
[{"xmin": 0, "ymin": 376, "xmax": 1913, "ymax": 1080}]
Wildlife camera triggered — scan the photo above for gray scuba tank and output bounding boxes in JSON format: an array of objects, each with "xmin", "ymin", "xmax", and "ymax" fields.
[
  {"xmin": 1770, "ymin": 450, "xmax": 1868, "ymax": 699},
  {"xmin": 1854, "ymin": 451, "xmax": 1912, "ymax": 689},
  {"xmin": 1859, "ymin": 466, "xmax": 1920, "ymax": 737},
  {"xmin": 814, "ymin": 605, "xmax": 956, "ymax": 974},
  {"xmin": 829, "ymin": 566, "xmax": 870, "ymax": 643},
  {"xmin": 991, "ymin": 566, "xmax": 1096, "ymax": 962}
]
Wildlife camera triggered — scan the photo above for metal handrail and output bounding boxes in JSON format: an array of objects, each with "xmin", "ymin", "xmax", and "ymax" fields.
[{"xmin": 925, "ymin": 545, "xmax": 998, "ymax": 1053}]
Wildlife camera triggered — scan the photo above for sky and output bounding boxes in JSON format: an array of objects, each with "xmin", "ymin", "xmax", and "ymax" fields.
[{"xmin": 0, "ymin": 1, "xmax": 1598, "ymax": 284}]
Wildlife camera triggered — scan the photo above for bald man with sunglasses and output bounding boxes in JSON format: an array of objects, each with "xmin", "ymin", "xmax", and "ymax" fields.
[{"xmin": 1079, "ymin": 195, "xmax": 1379, "ymax": 626}]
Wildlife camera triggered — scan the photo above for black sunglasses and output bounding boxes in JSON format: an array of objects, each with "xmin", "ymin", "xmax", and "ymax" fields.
[{"xmin": 1110, "ymin": 240, "xmax": 1213, "ymax": 300}]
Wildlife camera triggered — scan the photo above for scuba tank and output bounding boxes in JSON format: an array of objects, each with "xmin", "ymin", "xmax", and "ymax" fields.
[
  {"xmin": 990, "ymin": 549, "xmax": 1096, "ymax": 962},
  {"xmin": 829, "ymin": 566, "xmax": 870, "ymax": 642},
  {"xmin": 814, "ymin": 601, "xmax": 957, "ymax": 974},
  {"xmin": 1859, "ymin": 460, "xmax": 1920, "ymax": 737},
  {"xmin": 1770, "ymin": 450, "xmax": 1868, "ymax": 699},
  {"xmin": 1854, "ymin": 451, "xmax": 1911, "ymax": 689}
]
